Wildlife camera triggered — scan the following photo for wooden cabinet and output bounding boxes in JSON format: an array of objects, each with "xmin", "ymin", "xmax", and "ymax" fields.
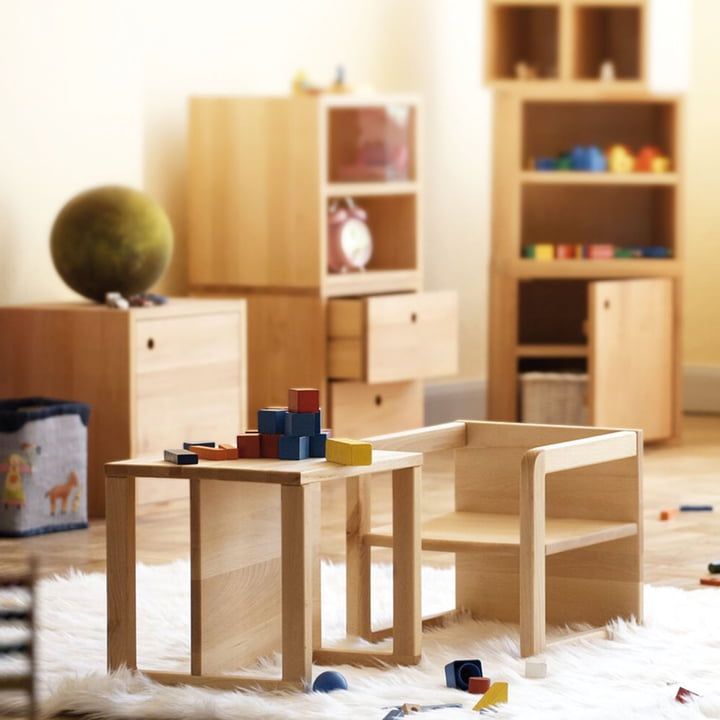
[
  {"xmin": 0, "ymin": 299, "xmax": 247, "ymax": 515},
  {"xmin": 187, "ymin": 95, "xmax": 458, "ymax": 436},
  {"xmin": 486, "ymin": 18, "xmax": 684, "ymax": 442},
  {"xmin": 484, "ymin": 0, "xmax": 689, "ymax": 91}
]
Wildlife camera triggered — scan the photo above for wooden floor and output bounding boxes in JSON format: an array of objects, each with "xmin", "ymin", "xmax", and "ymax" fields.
[{"xmin": 1, "ymin": 413, "xmax": 719, "ymax": 589}]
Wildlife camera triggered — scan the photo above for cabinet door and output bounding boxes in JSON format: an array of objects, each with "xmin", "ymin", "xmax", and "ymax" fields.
[
  {"xmin": 588, "ymin": 278, "xmax": 675, "ymax": 441},
  {"xmin": 134, "ymin": 310, "xmax": 246, "ymax": 503}
]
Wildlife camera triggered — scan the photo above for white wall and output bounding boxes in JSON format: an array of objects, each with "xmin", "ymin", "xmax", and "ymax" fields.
[{"xmin": 0, "ymin": 0, "xmax": 490, "ymax": 382}]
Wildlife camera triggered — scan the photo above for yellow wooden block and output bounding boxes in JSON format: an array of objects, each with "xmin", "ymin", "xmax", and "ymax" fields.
[
  {"xmin": 326, "ymin": 438, "xmax": 372, "ymax": 465},
  {"xmin": 472, "ymin": 682, "xmax": 508, "ymax": 711},
  {"xmin": 534, "ymin": 244, "xmax": 554, "ymax": 261}
]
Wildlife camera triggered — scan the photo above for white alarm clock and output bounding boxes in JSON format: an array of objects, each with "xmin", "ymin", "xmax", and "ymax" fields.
[{"xmin": 327, "ymin": 197, "xmax": 373, "ymax": 273}]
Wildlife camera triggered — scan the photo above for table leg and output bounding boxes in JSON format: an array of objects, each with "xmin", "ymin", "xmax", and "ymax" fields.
[
  {"xmin": 346, "ymin": 474, "xmax": 372, "ymax": 640},
  {"xmin": 106, "ymin": 474, "xmax": 136, "ymax": 671},
  {"xmin": 391, "ymin": 465, "xmax": 421, "ymax": 664},
  {"xmin": 281, "ymin": 484, "xmax": 316, "ymax": 685}
]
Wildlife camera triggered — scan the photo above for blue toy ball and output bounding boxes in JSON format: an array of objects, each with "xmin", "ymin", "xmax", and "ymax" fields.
[{"xmin": 312, "ymin": 670, "xmax": 348, "ymax": 692}]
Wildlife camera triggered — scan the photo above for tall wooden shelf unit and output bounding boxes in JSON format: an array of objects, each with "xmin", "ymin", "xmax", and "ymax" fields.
[
  {"xmin": 187, "ymin": 94, "xmax": 458, "ymax": 437},
  {"xmin": 485, "ymin": 0, "xmax": 684, "ymax": 442}
]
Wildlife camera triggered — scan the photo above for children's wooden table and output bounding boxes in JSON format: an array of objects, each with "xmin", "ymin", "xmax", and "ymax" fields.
[{"xmin": 104, "ymin": 450, "xmax": 422, "ymax": 690}]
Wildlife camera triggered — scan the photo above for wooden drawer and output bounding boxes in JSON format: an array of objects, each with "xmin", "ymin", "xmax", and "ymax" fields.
[
  {"xmin": 327, "ymin": 291, "xmax": 458, "ymax": 383},
  {"xmin": 330, "ymin": 380, "xmax": 423, "ymax": 438}
]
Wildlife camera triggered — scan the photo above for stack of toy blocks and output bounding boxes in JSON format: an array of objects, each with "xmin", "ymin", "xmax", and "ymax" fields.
[{"xmin": 238, "ymin": 388, "xmax": 329, "ymax": 460}]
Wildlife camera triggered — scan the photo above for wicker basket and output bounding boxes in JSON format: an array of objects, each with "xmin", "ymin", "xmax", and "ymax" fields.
[{"xmin": 520, "ymin": 372, "xmax": 589, "ymax": 426}]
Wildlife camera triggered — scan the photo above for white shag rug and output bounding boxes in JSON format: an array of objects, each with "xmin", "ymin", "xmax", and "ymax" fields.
[{"xmin": 2, "ymin": 560, "xmax": 720, "ymax": 720}]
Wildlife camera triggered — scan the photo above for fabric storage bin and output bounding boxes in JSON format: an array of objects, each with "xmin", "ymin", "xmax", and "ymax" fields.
[
  {"xmin": 520, "ymin": 372, "xmax": 589, "ymax": 426},
  {"xmin": 0, "ymin": 398, "xmax": 90, "ymax": 537}
]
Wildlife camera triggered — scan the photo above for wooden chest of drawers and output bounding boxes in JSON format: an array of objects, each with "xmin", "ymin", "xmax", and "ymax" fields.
[{"xmin": 0, "ymin": 299, "xmax": 247, "ymax": 516}]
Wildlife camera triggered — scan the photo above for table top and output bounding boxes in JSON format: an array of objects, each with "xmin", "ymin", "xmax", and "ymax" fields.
[{"xmin": 105, "ymin": 450, "xmax": 422, "ymax": 486}]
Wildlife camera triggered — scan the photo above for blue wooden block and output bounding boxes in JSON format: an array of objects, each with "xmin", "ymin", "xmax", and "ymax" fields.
[
  {"xmin": 278, "ymin": 435, "xmax": 310, "ymax": 460},
  {"xmin": 444, "ymin": 659, "xmax": 483, "ymax": 690},
  {"xmin": 164, "ymin": 449, "xmax": 198, "ymax": 465},
  {"xmin": 534, "ymin": 157, "xmax": 556, "ymax": 171},
  {"xmin": 258, "ymin": 408, "xmax": 287, "ymax": 434},
  {"xmin": 570, "ymin": 145, "xmax": 590, "ymax": 171},
  {"xmin": 309, "ymin": 433, "xmax": 328, "ymax": 458},
  {"xmin": 182, "ymin": 441, "xmax": 214, "ymax": 450},
  {"xmin": 588, "ymin": 145, "xmax": 607, "ymax": 172},
  {"xmin": 285, "ymin": 411, "xmax": 321, "ymax": 437}
]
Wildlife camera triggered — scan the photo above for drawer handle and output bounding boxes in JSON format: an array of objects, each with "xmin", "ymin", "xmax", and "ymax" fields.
[
  {"xmin": 410, "ymin": 312, "xmax": 418, "ymax": 323},
  {"xmin": 147, "ymin": 338, "xmax": 155, "ymax": 350},
  {"xmin": 374, "ymin": 395, "xmax": 383, "ymax": 407}
]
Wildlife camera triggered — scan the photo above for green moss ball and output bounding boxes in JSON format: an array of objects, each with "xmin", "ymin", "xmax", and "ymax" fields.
[{"xmin": 50, "ymin": 186, "xmax": 174, "ymax": 302}]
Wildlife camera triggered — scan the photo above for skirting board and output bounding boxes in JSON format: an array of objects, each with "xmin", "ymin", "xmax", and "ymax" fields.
[
  {"xmin": 424, "ymin": 379, "xmax": 487, "ymax": 425},
  {"xmin": 425, "ymin": 367, "xmax": 720, "ymax": 426},
  {"xmin": 683, "ymin": 365, "xmax": 720, "ymax": 414}
]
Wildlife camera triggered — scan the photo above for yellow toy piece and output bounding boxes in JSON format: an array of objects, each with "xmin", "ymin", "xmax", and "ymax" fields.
[
  {"xmin": 472, "ymin": 681, "xmax": 509, "ymax": 712},
  {"xmin": 325, "ymin": 438, "xmax": 372, "ymax": 466}
]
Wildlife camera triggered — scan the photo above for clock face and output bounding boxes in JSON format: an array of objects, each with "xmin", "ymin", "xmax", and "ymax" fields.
[{"xmin": 339, "ymin": 217, "xmax": 373, "ymax": 269}]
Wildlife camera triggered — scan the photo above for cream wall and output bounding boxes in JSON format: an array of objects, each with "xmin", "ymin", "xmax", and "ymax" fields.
[
  {"xmin": 0, "ymin": 0, "xmax": 489, "ymax": 382},
  {"xmin": 685, "ymin": 0, "xmax": 720, "ymax": 365},
  {"xmin": 1, "ymin": 0, "xmax": 718, "ymax": 389}
]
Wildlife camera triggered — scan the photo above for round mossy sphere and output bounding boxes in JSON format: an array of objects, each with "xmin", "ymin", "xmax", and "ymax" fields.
[
  {"xmin": 311, "ymin": 670, "xmax": 348, "ymax": 693},
  {"xmin": 50, "ymin": 185, "xmax": 173, "ymax": 302}
]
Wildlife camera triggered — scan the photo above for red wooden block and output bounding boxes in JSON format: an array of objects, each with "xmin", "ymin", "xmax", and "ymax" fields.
[
  {"xmin": 236, "ymin": 433, "xmax": 261, "ymax": 458},
  {"xmin": 675, "ymin": 686, "xmax": 699, "ymax": 703},
  {"xmin": 468, "ymin": 676, "xmax": 492, "ymax": 694},
  {"xmin": 288, "ymin": 387, "xmax": 320, "ymax": 414},
  {"xmin": 700, "ymin": 577, "xmax": 720, "ymax": 587},
  {"xmin": 260, "ymin": 433, "xmax": 281, "ymax": 458}
]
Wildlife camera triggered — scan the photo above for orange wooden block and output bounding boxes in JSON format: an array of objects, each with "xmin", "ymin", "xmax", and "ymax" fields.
[
  {"xmin": 468, "ymin": 676, "xmax": 492, "ymax": 694},
  {"xmin": 189, "ymin": 444, "xmax": 237, "ymax": 460},
  {"xmin": 219, "ymin": 443, "xmax": 239, "ymax": 459},
  {"xmin": 700, "ymin": 577, "xmax": 720, "ymax": 587}
]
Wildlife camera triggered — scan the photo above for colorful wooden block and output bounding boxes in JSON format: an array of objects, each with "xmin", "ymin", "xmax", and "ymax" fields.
[
  {"xmin": 285, "ymin": 411, "xmax": 321, "ymax": 437},
  {"xmin": 219, "ymin": 443, "xmax": 239, "ymax": 459},
  {"xmin": 635, "ymin": 145, "xmax": 660, "ymax": 172},
  {"xmin": 700, "ymin": 577, "xmax": 720, "ymax": 587},
  {"xmin": 260, "ymin": 433, "xmax": 281, "ymax": 458},
  {"xmin": 587, "ymin": 244, "xmax": 615, "ymax": 260},
  {"xmin": 606, "ymin": 144, "xmax": 634, "ymax": 173},
  {"xmin": 524, "ymin": 658, "xmax": 547, "ymax": 678},
  {"xmin": 309, "ymin": 433, "xmax": 328, "ymax": 458},
  {"xmin": 468, "ymin": 676, "xmax": 493, "ymax": 694},
  {"xmin": 472, "ymin": 682, "xmax": 509, "ymax": 711},
  {"xmin": 183, "ymin": 441, "xmax": 214, "ymax": 450},
  {"xmin": 164, "ymin": 449, "xmax": 198, "ymax": 465},
  {"xmin": 444, "ymin": 659, "xmax": 483, "ymax": 690},
  {"xmin": 325, "ymin": 438, "xmax": 372, "ymax": 466},
  {"xmin": 555, "ymin": 244, "xmax": 575, "ymax": 260},
  {"xmin": 236, "ymin": 434, "xmax": 260, "ymax": 458},
  {"xmin": 257, "ymin": 408, "xmax": 287, "ymax": 434},
  {"xmin": 188, "ymin": 444, "xmax": 237, "ymax": 460},
  {"xmin": 288, "ymin": 387, "xmax": 320, "ymax": 414},
  {"xmin": 278, "ymin": 435, "xmax": 310, "ymax": 460},
  {"xmin": 675, "ymin": 687, "xmax": 699, "ymax": 704}
]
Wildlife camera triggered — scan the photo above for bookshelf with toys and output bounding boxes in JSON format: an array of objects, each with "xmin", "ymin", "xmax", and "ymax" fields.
[
  {"xmin": 485, "ymin": 0, "xmax": 684, "ymax": 443},
  {"xmin": 187, "ymin": 92, "xmax": 459, "ymax": 437}
]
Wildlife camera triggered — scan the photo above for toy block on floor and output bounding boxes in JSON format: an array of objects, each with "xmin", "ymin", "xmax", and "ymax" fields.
[
  {"xmin": 525, "ymin": 658, "xmax": 547, "ymax": 678},
  {"xmin": 236, "ymin": 433, "xmax": 261, "ymax": 458},
  {"xmin": 472, "ymin": 682, "xmax": 508, "ymax": 711},
  {"xmin": 188, "ymin": 444, "xmax": 237, "ymax": 460},
  {"xmin": 285, "ymin": 411, "xmax": 321, "ymax": 437},
  {"xmin": 279, "ymin": 435, "xmax": 310, "ymax": 460},
  {"xmin": 258, "ymin": 408, "xmax": 288, "ymax": 434},
  {"xmin": 444, "ymin": 659, "xmax": 483, "ymax": 690},
  {"xmin": 675, "ymin": 687, "xmax": 699, "ymax": 703},
  {"xmin": 469, "ymin": 676, "xmax": 492, "ymax": 694},
  {"xmin": 326, "ymin": 438, "xmax": 372, "ymax": 466},
  {"xmin": 288, "ymin": 387, "xmax": 320, "ymax": 414},
  {"xmin": 164, "ymin": 449, "xmax": 198, "ymax": 465}
]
